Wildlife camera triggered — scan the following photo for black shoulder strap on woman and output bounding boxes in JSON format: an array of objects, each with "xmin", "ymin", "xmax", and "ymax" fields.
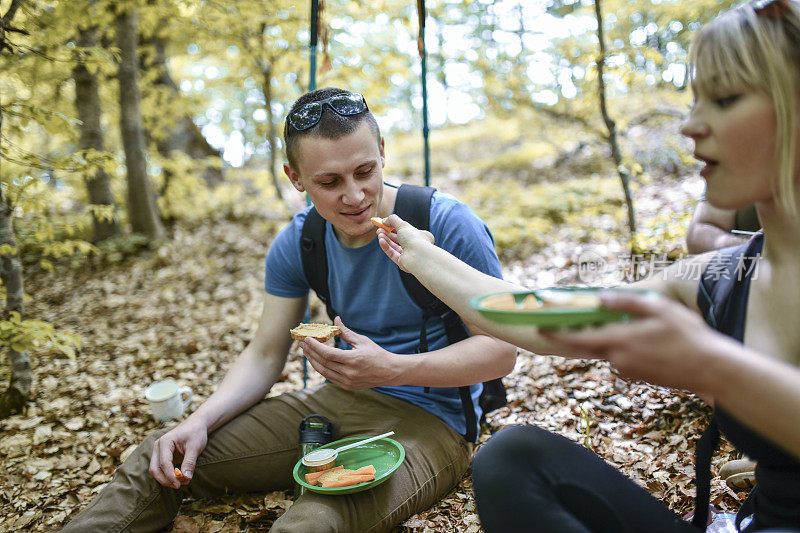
[{"xmin": 693, "ymin": 237, "xmax": 763, "ymax": 529}]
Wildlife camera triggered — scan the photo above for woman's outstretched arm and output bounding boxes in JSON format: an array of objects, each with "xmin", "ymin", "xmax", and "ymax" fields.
[
  {"xmin": 379, "ymin": 216, "xmax": 800, "ymax": 459},
  {"xmin": 377, "ymin": 215, "xmax": 601, "ymax": 357}
]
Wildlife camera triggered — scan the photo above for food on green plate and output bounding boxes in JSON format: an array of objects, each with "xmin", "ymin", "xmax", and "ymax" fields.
[
  {"xmin": 304, "ymin": 464, "xmax": 377, "ymax": 488},
  {"xmin": 536, "ymin": 290, "xmax": 601, "ymax": 309},
  {"xmin": 477, "ymin": 293, "xmax": 516, "ymax": 310},
  {"xmin": 480, "ymin": 291, "xmax": 600, "ymax": 312},
  {"xmin": 305, "ymin": 465, "xmax": 344, "ymax": 485}
]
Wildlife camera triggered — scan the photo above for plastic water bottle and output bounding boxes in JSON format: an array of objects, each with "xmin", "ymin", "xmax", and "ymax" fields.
[{"xmin": 294, "ymin": 414, "xmax": 334, "ymax": 499}]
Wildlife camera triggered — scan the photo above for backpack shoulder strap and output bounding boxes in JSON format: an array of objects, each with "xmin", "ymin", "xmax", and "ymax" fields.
[
  {"xmin": 395, "ymin": 185, "xmax": 438, "ymax": 311},
  {"xmin": 692, "ymin": 235, "xmax": 763, "ymax": 528},
  {"xmin": 395, "ymin": 184, "xmax": 470, "ymax": 343},
  {"xmin": 696, "ymin": 235, "xmax": 762, "ymax": 336},
  {"xmin": 395, "ymin": 184, "xmax": 481, "ymax": 442},
  {"xmin": 300, "ymin": 207, "xmax": 336, "ymax": 321},
  {"xmin": 696, "ymin": 248, "xmax": 738, "ymax": 332}
]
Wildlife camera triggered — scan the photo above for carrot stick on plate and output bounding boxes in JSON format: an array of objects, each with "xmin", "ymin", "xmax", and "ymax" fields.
[
  {"xmin": 321, "ymin": 474, "xmax": 375, "ymax": 488},
  {"xmin": 352, "ymin": 465, "xmax": 376, "ymax": 476}
]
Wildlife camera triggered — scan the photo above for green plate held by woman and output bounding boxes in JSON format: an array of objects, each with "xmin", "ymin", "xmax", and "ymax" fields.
[{"xmin": 470, "ymin": 287, "xmax": 657, "ymax": 329}]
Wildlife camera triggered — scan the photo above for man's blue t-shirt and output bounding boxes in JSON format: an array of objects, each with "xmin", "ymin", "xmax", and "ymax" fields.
[{"xmin": 264, "ymin": 187, "xmax": 503, "ymax": 437}]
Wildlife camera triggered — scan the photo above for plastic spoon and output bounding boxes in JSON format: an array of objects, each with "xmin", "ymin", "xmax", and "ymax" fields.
[{"xmin": 302, "ymin": 431, "xmax": 395, "ymax": 468}]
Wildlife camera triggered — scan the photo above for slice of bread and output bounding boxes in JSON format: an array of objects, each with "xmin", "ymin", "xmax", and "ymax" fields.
[
  {"xmin": 290, "ymin": 323, "xmax": 341, "ymax": 342},
  {"xmin": 316, "ymin": 466, "xmax": 355, "ymax": 485}
]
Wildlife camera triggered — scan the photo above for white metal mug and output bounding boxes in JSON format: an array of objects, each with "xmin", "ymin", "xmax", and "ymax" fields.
[{"xmin": 145, "ymin": 379, "xmax": 193, "ymax": 421}]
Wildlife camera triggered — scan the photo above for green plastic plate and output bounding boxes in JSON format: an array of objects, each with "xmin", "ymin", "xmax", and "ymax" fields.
[
  {"xmin": 293, "ymin": 436, "xmax": 405, "ymax": 495},
  {"xmin": 470, "ymin": 287, "xmax": 653, "ymax": 329}
]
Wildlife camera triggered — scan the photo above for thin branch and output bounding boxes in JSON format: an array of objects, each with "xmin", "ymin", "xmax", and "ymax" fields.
[
  {"xmin": 0, "ymin": 151, "xmax": 83, "ymax": 173},
  {"xmin": 0, "ymin": 135, "xmax": 85, "ymax": 173},
  {"xmin": 624, "ymin": 108, "xmax": 687, "ymax": 129},
  {"xmin": 1, "ymin": 0, "xmax": 25, "ymax": 26},
  {"xmin": 1, "ymin": 0, "xmax": 26, "ymax": 55},
  {"xmin": 7, "ymin": 41, "xmax": 70, "ymax": 62},
  {"xmin": 2, "ymin": 24, "xmax": 27, "ymax": 35}
]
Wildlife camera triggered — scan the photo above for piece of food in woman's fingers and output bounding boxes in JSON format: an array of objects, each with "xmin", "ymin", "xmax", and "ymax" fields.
[
  {"xmin": 370, "ymin": 217, "xmax": 396, "ymax": 233},
  {"xmin": 290, "ymin": 323, "xmax": 341, "ymax": 342}
]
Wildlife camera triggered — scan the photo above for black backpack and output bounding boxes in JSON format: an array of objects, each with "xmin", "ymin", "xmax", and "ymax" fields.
[{"xmin": 300, "ymin": 183, "xmax": 507, "ymax": 442}]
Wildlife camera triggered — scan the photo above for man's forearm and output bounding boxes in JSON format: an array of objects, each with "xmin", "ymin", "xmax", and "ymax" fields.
[
  {"xmin": 188, "ymin": 348, "xmax": 285, "ymax": 434},
  {"xmin": 686, "ymin": 223, "xmax": 749, "ymax": 255},
  {"xmin": 393, "ymin": 335, "xmax": 516, "ymax": 388}
]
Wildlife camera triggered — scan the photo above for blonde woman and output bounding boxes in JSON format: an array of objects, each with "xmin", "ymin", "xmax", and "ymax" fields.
[{"xmin": 377, "ymin": 0, "xmax": 800, "ymax": 530}]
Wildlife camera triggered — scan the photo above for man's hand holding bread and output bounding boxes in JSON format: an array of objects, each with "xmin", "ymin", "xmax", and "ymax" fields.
[{"xmin": 298, "ymin": 316, "xmax": 404, "ymax": 390}]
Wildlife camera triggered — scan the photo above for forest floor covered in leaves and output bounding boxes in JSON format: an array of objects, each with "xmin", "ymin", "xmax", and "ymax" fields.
[{"xmin": 0, "ymin": 173, "xmax": 749, "ymax": 532}]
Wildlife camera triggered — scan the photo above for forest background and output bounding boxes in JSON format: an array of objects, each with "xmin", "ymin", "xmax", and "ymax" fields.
[{"xmin": 0, "ymin": 0, "xmax": 744, "ymax": 531}]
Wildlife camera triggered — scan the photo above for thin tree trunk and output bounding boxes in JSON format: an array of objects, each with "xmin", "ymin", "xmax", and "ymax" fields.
[
  {"xmin": 258, "ymin": 59, "xmax": 284, "ymax": 204},
  {"xmin": 74, "ymin": 25, "xmax": 121, "ymax": 242},
  {"xmin": 0, "ymin": 0, "xmax": 31, "ymax": 419},
  {"xmin": 0, "ymin": 190, "xmax": 28, "ymax": 419},
  {"xmin": 147, "ymin": 33, "xmax": 223, "ymax": 188},
  {"xmin": 116, "ymin": 7, "xmax": 165, "ymax": 240},
  {"xmin": 594, "ymin": 0, "xmax": 636, "ymax": 240}
]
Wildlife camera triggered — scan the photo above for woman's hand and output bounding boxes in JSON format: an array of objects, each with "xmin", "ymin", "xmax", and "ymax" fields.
[
  {"xmin": 149, "ymin": 416, "xmax": 208, "ymax": 489},
  {"xmin": 543, "ymin": 290, "xmax": 736, "ymax": 396},
  {"xmin": 376, "ymin": 214, "xmax": 434, "ymax": 273}
]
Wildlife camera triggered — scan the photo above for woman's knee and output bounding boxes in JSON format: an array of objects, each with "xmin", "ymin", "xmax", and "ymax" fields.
[
  {"xmin": 475, "ymin": 424, "xmax": 565, "ymax": 465},
  {"xmin": 473, "ymin": 426, "xmax": 542, "ymax": 486},
  {"xmin": 473, "ymin": 425, "xmax": 582, "ymax": 490}
]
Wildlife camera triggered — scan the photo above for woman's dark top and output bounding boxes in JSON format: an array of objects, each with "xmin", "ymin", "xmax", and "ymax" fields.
[
  {"xmin": 697, "ymin": 233, "xmax": 800, "ymax": 530},
  {"xmin": 734, "ymin": 205, "xmax": 761, "ymax": 233}
]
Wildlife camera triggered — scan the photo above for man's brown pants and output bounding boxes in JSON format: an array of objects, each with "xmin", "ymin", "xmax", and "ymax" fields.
[{"xmin": 62, "ymin": 385, "xmax": 472, "ymax": 533}]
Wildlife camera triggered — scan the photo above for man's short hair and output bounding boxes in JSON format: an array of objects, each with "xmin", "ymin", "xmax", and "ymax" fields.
[{"xmin": 283, "ymin": 87, "xmax": 381, "ymax": 173}]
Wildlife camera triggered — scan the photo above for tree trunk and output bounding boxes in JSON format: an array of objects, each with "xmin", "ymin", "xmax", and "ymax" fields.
[
  {"xmin": 74, "ymin": 25, "xmax": 121, "ymax": 242},
  {"xmin": 258, "ymin": 59, "xmax": 284, "ymax": 204},
  {"xmin": 147, "ymin": 34, "xmax": 223, "ymax": 188},
  {"xmin": 0, "ymin": 0, "xmax": 31, "ymax": 419},
  {"xmin": 0, "ymin": 191, "xmax": 29, "ymax": 419},
  {"xmin": 594, "ymin": 0, "xmax": 636, "ymax": 240},
  {"xmin": 116, "ymin": 7, "xmax": 165, "ymax": 240}
]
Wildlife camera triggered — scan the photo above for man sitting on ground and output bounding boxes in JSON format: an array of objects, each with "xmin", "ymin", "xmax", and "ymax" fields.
[{"xmin": 62, "ymin": 87, "xmax": 515, "ymax": 533}]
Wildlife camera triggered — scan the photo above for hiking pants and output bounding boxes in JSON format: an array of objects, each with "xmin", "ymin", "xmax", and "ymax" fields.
[
  {"xmin": 62, "ymin": 384, "xmax": 472, "ymax": 533},
  {"xmin": 473, "ymin": 425, "xmax": 800, "ymax": 533},
  {"xmin": 473, "ymin": 424, "xmax": 701, "ymax": 533}
]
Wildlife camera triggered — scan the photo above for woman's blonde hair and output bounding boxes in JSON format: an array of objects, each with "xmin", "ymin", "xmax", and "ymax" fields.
[{"xmin": 688, "ymin": 0, "xmax": 800, "ymax": 217}]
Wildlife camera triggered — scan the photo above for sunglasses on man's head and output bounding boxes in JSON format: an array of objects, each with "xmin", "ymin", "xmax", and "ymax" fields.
[
  {"xmin": 287, "ymin": 92, "xmax": 369, "ymax": 131},
  {"xmin": 752, "ymin": 0, "xmax": 791, "ymax": 17}
]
